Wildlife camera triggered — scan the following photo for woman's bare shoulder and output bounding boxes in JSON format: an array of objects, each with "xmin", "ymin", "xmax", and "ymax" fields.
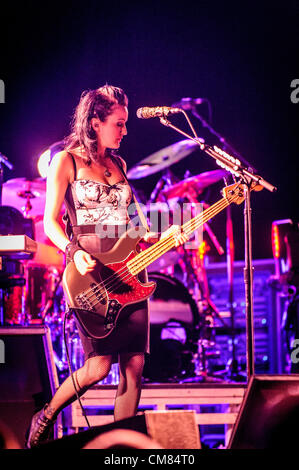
[
  {"xmin": 51, "ymin": 149, "xmax": 72, "ymax": 164},
  {"xmin": 48, "ymin": 150, "xmax": 74, "ymax": 181}
]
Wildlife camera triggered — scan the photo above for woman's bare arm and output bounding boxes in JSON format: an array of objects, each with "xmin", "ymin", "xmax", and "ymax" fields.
[{"xmin": 44, "ymin": 151, "xmax": 96, "ymax": 275}]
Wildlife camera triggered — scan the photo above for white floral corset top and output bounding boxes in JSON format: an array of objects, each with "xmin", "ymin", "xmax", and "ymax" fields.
[{"xmin": 71, "ymin": 179, "xmax": 132, "ymax": 225}]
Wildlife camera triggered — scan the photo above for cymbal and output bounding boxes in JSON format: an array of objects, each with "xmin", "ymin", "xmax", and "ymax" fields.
[
  {"xmin": 127, "ymin": 139, "xmax": 200, "ymax": 179},
  {"xmin": 2, "ymin": 177, "xmax": 46, "ymax": 216},
  {"xmin": 162, "ymin": 169, "xmax": 228, "ymax": 199}
]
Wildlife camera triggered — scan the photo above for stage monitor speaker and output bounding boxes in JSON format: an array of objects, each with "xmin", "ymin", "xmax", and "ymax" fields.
[
  {"xmin": 229, "ymin": 374, "xmax": 299, "ymax": 449},
  {"xmin": 0, "ymin": 326, "xmax": 61, "ymax": 448},
  {"xmin": 39, "ymin": 410, "xmax": 201, "ymax": 449}
]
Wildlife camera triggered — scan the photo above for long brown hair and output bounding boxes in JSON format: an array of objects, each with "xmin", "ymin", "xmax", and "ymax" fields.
[{"xmin": 64, "ymin": 85, "xmax": 128, "ymax": 165}]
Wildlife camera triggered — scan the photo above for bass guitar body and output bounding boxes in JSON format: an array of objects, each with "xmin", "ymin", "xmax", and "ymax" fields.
[{"xmin": 62, "ymin": 227, "xmax": 156, "ymax": 339}]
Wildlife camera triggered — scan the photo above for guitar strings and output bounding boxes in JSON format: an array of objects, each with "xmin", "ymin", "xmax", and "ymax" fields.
[
  {"xmin": 82, "ymin": 202, "xmax": 232, "ymax": 310},
  {"xmin": 80, "ymin": 196, "xmax": 233, "ymax": 306},
  {"xmin": 80, "ymin": 197, "xmax": 227, "ymax": 300},
  {"xmin": 128, "ymin": 198, "xmax": 229, "ymax": 275},
  {"xmin": 79, "ymin": 195, "xmax": 234, "ymax": 307}
]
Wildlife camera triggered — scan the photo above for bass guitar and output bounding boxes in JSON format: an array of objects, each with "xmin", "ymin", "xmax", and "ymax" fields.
[{"xmin": 62, "ymin": 182, "xmax": 262, "ymax": 338}]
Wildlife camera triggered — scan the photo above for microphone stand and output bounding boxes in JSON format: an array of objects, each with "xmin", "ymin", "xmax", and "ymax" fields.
[
  {"xmin": 191, "ymin": 108, "xmax": 255, "ymax": 171},
  {"xmin": 225, "ymin": 203, "xmax": 246, "ymax": 380},
  {"xmin": 158, "ymin": 112, "xmax": 277, "ymax": 382}
]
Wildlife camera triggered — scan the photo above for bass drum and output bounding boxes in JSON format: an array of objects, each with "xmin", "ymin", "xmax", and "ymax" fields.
[{"xmin": 143, "ymin": 272, "xmax": 200, "ymax": 383}]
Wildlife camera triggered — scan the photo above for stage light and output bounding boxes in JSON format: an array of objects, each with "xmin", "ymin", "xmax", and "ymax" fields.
[
  {"xmin": 37, "ymin": 149, "xmax": 51, "ymax": 178},
  {"xmin": 271, "ymin": 223, "xmax": 280, "ymax": 259}
]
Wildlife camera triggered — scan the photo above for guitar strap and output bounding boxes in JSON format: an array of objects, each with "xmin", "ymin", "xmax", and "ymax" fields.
[{"xmin": 113, "ymin": 154, "xmax": 150, "ymax": 233}]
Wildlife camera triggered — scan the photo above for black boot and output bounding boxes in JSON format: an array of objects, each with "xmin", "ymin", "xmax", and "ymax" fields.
[{"xmin": 25, "ymin": 405, "xmax": 56, "ymax": 448}]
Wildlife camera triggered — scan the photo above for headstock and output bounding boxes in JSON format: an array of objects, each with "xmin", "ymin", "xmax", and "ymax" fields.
[{"xmin": 222, "ymin": 181, "xmax": 263, "ymax": 205}]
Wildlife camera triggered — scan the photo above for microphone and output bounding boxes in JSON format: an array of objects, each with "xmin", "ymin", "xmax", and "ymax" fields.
[
  {"xmin": 0, "ymin": 152, "xmax": 13, "ymax": 170},
  {"xmin": 136, "ymin": 106, "xmax": 181, "ymax": 119},
  {"xmin": 171, "ymin": 97, "xmax": 206, "ymax": 110}
]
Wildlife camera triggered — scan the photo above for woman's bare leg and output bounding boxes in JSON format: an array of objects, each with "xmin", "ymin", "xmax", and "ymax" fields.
[
  {"xmin": 44, "ymin": 355, "xmax": 113, "ymax": 419},
  {"xmin": 114, "ymin": 352, "xmax": 145, "ymax": 421}
]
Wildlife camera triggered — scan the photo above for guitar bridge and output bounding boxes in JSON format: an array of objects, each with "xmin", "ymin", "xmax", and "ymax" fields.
[
  {"xmin": 75, "ymin": 292, "xmax": 96, "ymax": 311},
  {"xmin": 75, "ymin": 282, "xmax": 107, "ymax": 311},
  {"xmin": 105, "ymin": 299, "xmax": 121, "ymax": 331}
]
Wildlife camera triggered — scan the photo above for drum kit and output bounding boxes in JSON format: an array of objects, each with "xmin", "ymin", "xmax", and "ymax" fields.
[{"xmin": 0, "ymin": 139, "xmax": 233, "ymax": 384}]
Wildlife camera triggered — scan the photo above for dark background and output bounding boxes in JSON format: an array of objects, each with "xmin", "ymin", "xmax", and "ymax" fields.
[{"xmin": 0, "ymin": 0, "xmax": 298, "ymax": 261}]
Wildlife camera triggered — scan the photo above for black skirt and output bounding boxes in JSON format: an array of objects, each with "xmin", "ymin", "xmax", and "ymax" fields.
[{"xmin": 69, "ymin": 228, "xmax": 150, "ymax": 363}]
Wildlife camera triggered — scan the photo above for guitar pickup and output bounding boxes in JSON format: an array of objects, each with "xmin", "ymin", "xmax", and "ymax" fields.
[{"xmin": 90, "ymin": 282, "xmax": 107, "ymax": 305}]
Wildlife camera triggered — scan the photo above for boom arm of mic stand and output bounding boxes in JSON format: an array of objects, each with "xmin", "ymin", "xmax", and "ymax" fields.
[
  {"xmin": 159, "ymin": 117, "xmax": 277, "ymax": 193},
  {"xmin": 159, "ymin": 116, "xmax": 205, "ymax": 148},
  {"xmin": 191, "ymin": 109, "xmax": 254, "ymax": 170}
]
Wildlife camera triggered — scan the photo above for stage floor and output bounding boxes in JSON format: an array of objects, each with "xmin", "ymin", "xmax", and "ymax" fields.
[{"xmin": 69, "ymin": 382, "xmax": 247, "ymax": 446}]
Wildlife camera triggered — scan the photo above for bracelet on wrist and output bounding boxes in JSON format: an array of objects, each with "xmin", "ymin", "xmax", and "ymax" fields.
[{"xmin": 65, "ymin": 241, "xmax": 81, "ymax": 261}]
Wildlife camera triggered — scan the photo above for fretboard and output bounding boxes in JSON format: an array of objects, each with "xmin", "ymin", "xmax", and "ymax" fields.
[{"xmin": 127, "ymin": 193, "xmax": 234, "ymax": 276}]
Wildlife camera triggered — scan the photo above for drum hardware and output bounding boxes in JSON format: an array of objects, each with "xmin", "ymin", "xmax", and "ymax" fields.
[
  {"xmin": 0, "ymin": 276, "xmax": 26, "ymax": 325},
  {"xmin": 181, "ymin": 241, "xmax": 228, "ymax": 383},
  {"xmin": 1, "ymin": 179, "xmax": 65, "ymax": 260},
  {"xmin": 172, "ymin": 211, "xmax": 227, "ymax": 382},
  {"xmin": 20, "ymin": 263, "xmax": 64, "ymax": 325},
  {"xmin": 0, "ymin": 151, "xmax": 14, "ymax": 205},
  {"xmin": 18, "ymin": 191, "xmax": 34, "ymax": 217},
  {"xmin": 130, "ymin": 143, "xmax": 228, "ymax": 381},
  {"xmin": 161, "ymin": 169, "xmax": 228, "ymax": 200},
  {"xmin": 0, "ymin": 173, "xmax": 89, "ymax": 381},
  {"xmin": 204, "ymin": 205, "xmax": 247, "ymax": 383},
  {"xmin": 142, "ymin": 272, "xmax": 201, "ymax": 382},
  {"xmin": 148, "ymin": 174, "xmax": 168, "ymax": 204},
  {"xmin": 175, "ymin": 188, "xmax": 231, "ymax": 382},
  {"xmin": 39, "ymin": 267, "xmax": 63, "ymax": 320}
]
